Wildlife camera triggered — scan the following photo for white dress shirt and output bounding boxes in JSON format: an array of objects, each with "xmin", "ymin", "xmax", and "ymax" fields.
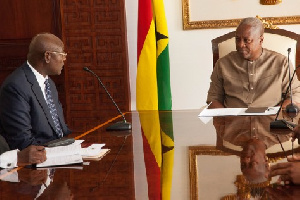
[
  {"xmin": 27, "ymin": 61, "xmax": 48, "ymax": 100},
  {"xmin": 0, "ymin": 149, "xmax": 18, "ymax": 168}
]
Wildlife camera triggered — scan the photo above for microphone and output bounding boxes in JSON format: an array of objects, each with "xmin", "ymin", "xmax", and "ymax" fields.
[
  {"xmin": 285, "ymin": 48, "xmax": 299, "ymax": 114},
  {"xmin": 83, "ymin": 67, "xmax": 132, "ymax": 131},
  {"xmin": 270, "ymin": 63, "xmax": 300, "ymax": 131}
]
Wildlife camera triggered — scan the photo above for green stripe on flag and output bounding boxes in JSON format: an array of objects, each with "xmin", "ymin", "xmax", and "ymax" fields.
[{"xmin": 157, "ymin": 44, "xmax": 172, "ymax": 110}]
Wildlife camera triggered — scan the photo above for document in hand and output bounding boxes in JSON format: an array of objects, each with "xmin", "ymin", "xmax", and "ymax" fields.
[
  {"xmin": 198, "ymin": 106, "xmax": 280, "ymax": 117},
  {"xmin": 36, "ymin": 144, "xmax": 83, "ymax": 168}
]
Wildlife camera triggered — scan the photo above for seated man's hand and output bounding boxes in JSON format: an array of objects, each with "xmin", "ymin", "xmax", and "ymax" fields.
[
  {"xmin": 269, "ymin": 156, "xmax": 300, "ymax": 185},
  {"xmin": 292, "ymin": 126, "xmax": 300, "ymax": 143},
  {"xmin": 287, "ymin": 155, "xmax": 300, "ymax": 162},
  {"xmin": 17, "ymin": 145, "xmax": 46, "ymax": 166},
  {"xmin": 265, "ymin": 185, "xmax": 300, "ymax": 200}
]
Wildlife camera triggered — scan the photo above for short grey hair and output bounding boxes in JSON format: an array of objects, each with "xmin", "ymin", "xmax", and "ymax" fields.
[
  {"xmin": 27, "ymin": 33, "xmax": 64, "ymax": 65},
  {"xmin": 237, "ymin": 17, "xmax": 264, "ymax": 36}
]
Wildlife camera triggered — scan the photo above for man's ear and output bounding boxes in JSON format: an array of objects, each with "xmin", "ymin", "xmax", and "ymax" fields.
[
  {"xmin": 260, "ymin": 35, "xmax": 264, "ymax": 44},
  {"xmin": 44, "ymin": 52, "xmax": 51, "ymax": 63}
]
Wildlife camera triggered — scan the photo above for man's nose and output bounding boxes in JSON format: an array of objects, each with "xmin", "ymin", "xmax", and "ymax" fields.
[{"xmin": 236, "ymin": 40, "xmax": 246, "ymax": 48}]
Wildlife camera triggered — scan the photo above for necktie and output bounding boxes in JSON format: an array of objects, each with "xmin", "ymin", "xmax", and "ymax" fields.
[{"xmin": 44, "ymin": 79, "xmax": 63, "ymax": 138}]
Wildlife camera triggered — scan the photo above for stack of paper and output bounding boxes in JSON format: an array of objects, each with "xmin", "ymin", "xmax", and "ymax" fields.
[
  {"xmin": 198, "ymin": 106, "xmax": 280, "ymax": 117},
  {"xmin": 37, "ymin": 144, "xmax": 83, "ymax": 168},
  {"xmin": 36, "ymin": 141, "xmax": 110, "ymax": 167},
  {"xmin": 81, "ymin": 144, "xmax": 110, "ymax": 161}
]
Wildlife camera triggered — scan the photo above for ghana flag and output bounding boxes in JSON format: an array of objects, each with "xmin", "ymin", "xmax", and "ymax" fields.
[
  {"xmin": 137, "ymin": 0, "xmax": 174, "ymax": 199},
  {"xmin": 136, "ymin": 0, "xmax": 172, "ymax": 111},
  {"xmin": 138, "ymin": 111, "xmax": 174, "ymax": 199}
]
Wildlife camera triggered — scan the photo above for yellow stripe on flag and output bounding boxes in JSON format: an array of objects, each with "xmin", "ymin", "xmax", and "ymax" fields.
[
  {"xmin": 162, "ymin": 149, "xmax": 174, "ymax": 200},
  {"xmin": 139, "ymin": 111, "xmax": 162, "ymax": 166},
  {"xmin": 136, "ymin": 20, "xmax": 158, "ymax": 110}
]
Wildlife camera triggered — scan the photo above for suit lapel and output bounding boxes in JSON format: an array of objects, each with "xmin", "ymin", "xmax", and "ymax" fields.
[{"xmin": 22, "ymin": 64, "xmax": 57, "ymax": 132}]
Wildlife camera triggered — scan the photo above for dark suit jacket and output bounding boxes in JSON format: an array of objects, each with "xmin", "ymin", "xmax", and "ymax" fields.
[
  {"xmin": 0, "ymin": 63, "xmax": 71, "ymax": 150},
  {"xmin": 0, "ymin": 134, "xmax": 10, "ymax": 154}
]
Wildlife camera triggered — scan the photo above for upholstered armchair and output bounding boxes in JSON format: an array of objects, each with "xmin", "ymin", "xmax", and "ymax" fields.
[{"xmin": 212, "ymin": 28, "xmax": 300, "ymax": 69}]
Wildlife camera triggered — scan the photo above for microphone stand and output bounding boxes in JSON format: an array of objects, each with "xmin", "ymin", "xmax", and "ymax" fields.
[
  {"xmin": 270, "ymin": 62, "xmax": 299, "ymax": 130},
  {"xmin": 270, "ymin": 63, "xmax": 300, "ymax": 144},
  {"xmin": 83, "ymin": 67, "xmax": 132, "ymax": 131},
  {"xmin": 285, "ymin": 48, "xmax": 299, "ymax": 114}
]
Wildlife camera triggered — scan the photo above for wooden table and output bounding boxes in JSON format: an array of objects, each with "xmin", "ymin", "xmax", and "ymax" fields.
[{"xmin": 1, "ymin": 110, "xmax": 300, "ymax": 199}]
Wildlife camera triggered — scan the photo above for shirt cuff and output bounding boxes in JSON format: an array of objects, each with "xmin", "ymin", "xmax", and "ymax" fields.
[{"xmin": 0, "ymin": 149, "xmax": 19, "ymax": 168}]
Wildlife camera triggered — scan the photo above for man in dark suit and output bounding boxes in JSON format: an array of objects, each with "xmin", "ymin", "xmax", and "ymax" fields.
[{"xmin": 0, "ymin": 33, "xmax": 71, "ymax": 150}]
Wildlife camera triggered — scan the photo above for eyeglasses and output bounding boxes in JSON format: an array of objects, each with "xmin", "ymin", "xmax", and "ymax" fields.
[{"xmin": 47, "ymin": 51, "xmax": 67, "ymax": 58}]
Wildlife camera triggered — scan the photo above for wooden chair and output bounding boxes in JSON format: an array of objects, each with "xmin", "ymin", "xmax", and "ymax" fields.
[{"xmin": 212, "ymin": 28, "xmax": 300, "ymax": 69}]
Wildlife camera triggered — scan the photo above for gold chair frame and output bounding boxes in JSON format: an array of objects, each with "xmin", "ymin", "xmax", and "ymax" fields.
[{"xmin": 211, "ymin": 28, "xmax": 300, "ymax": 68}]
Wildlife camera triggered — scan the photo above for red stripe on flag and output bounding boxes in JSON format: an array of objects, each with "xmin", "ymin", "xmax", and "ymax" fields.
[
  {"xmin": 141, "ymin": 128, "xmax": 161, "ymax": 199},
  {"xmin": 137, "ymin": 0, "xmax": 153, "ymax": 61}
]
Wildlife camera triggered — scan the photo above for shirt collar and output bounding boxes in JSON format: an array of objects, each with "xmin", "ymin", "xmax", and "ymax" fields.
[{"xmin": 27, "ymin": 61, "xmax": 48, "ymax": 83}]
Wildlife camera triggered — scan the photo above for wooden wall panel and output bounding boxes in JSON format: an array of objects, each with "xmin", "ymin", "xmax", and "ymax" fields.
[
  {"xmin": 0, "ymin": 0, "xmax": 62, "ymax": 85},
  {"xmin": 59, "ymin": 1, "xmax": 133, "ymax": 197},
  {"xmin": 60, "ymin": 0, "xmax": 130, "ymax": 133},
  {"xmin": 0, "ymin": 0, "xmax": 130, "ymax": 136},
  {"xmin": 0, "ymin": 0, "xmax": 60, "ymax": 39}
]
